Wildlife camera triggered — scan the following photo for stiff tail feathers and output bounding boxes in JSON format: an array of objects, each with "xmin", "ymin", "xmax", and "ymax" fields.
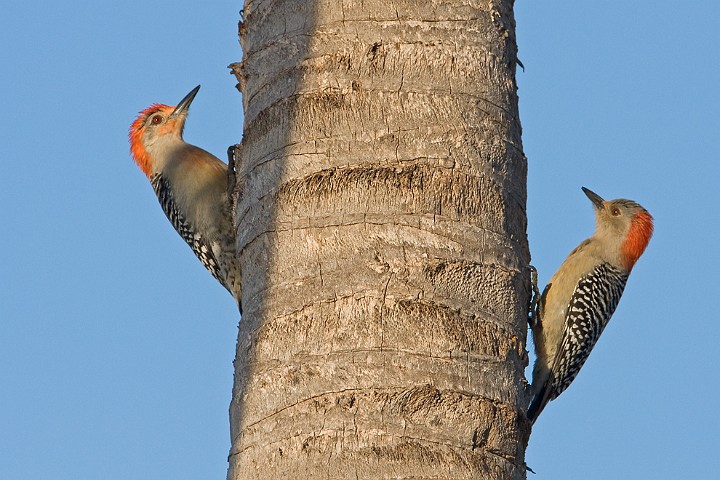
[{"xmin": 527, "ymin": 376, "xmax": 554, "ymax": 425}]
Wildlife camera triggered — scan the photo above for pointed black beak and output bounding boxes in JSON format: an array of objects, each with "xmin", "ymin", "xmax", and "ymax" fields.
[
  {"xmin": 171, "ymin": 85, "xmax": 200, "ymax": 117},
  {"xmin": 582, "ymin": 187, "xmax": 605, "ymax": 210}
]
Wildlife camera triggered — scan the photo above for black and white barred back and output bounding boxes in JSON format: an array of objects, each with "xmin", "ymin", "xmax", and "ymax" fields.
[
  {"xmin": 150, "ymin": 174, "xmax": 225, "ymax": 287},
  {"xmin": 549, "ymin": 263, "xmax": 628, "ymax": 399}
]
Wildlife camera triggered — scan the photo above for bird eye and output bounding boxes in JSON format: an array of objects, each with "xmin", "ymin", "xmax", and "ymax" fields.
[
  {"xmin": 612, "ymin": 207, "xmax": 621, "ymax": 216},
  {"xmin": 151, "ymin": 115, "xmax": 163, "ymax": 125}
]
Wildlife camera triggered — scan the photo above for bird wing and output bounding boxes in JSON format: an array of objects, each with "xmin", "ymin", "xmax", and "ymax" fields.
[
  {"xmin": 150, "ymin": 174, "xmax": 225, "ymax": 285},
  {"xmin": 549, "ymin": 263, "xmax": 628, "ymax": 399}
]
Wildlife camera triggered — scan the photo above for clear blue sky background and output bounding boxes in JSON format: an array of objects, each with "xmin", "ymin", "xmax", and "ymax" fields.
[{"xmin": 1, "ymin": 1, "xmax": 717, "ymax": 479}]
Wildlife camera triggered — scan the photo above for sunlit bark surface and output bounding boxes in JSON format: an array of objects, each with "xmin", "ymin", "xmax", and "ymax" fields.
[{"xmin": 228, "ymin": 1, "xmax": 530, "ymax": 478}]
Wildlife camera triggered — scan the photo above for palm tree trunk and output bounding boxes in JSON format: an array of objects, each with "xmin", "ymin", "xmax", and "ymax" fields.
[{"xmin": 228, "ymin": 0, "xmax": 530, "ymax": 478}]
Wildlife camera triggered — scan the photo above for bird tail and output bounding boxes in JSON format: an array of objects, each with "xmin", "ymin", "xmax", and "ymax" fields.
[{"xmin": 526, "ymin": 379, "xmax": 553, "ymax": 425}]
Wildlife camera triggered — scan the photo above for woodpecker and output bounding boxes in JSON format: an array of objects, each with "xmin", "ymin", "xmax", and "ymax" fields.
[
  {"xmin": 527, "ymin": 187, "xmax": 653, "ymax": 425},
  {"xmin": 128, "ymin": 85, "xmax": 241, "ymax": 309}
]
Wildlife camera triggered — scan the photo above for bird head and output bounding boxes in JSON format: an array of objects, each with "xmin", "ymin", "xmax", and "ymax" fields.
[
  {"xmin": 129, "ymin": 85, "xmax": 201, "ymax": 178},
  {"xmin": 583, "ymin": 187, "xmax": 654, "ymax": 271}
]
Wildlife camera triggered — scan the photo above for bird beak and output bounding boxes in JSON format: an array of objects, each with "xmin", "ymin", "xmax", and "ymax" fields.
[
  {"xmin": 582, "ymin": 187, "xmax": 605, "ymax": 210},
  {"xmin": 171, "ymin": 85, "xmax": 201, "ymax": 118}
]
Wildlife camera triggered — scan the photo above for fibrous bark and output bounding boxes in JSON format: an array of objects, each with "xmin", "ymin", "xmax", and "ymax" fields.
[{"xmin": 229, "ymin": 0, "xmax": 530, "ymax": 478}]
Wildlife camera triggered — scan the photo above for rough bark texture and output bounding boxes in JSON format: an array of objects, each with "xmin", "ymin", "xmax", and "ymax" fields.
[{"xmin": 228, "ymin": 0, "xmax": 530, "ymax": 478}]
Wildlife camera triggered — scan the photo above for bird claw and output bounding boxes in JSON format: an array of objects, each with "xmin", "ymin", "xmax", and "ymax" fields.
[
  {"xmin": 227, "ymin": 145, "xmax": 237, "ymax": 169},
  {"xmin": 227, "ymin": 144, "xmax": 238, "ymax": 201},
  {"xmin": 528, "ymin": 265, "xmax": 541, "ymax": 328}
]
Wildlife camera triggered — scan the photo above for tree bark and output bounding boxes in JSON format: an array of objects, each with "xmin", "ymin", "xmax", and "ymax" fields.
[{"xmin": 228, "ymin": 0, "xmax": 530, "ymax": 478}]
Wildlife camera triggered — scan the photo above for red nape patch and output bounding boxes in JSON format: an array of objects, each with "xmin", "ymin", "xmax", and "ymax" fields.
[
  {"xmin": 621, "ymin": 211, "xmax": 654, "ymax": 270},
  {"xmin": 128, "ymin": 104, "xmax": 171, "ymax": 178}
]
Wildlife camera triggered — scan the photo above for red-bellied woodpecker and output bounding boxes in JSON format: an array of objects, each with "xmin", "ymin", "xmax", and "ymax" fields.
[
  {"xmin": 129, "ymin": 85, "xmax": 241, "ymax": 309},
  {"xmin": 527, "ymin": 187, "xmax": 653, "ymax": 425}
]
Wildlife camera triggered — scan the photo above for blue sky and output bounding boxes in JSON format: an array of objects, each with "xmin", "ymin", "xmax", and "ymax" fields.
[{"xmin": 1, "ymin": 1, "xmax": 717, "ymax": 479}]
